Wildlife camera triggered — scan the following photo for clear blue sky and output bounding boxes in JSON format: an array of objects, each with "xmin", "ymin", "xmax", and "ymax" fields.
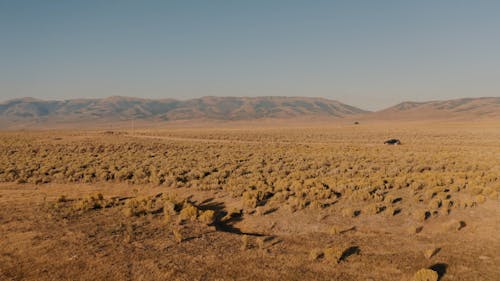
[{"xmin": 1, "ymin": 0, "xmax": 499, "ymax": 110}]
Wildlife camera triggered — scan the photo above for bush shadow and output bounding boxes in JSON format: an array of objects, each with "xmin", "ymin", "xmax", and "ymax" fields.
[
  {"xmin": 430, "ymin": 263, "xmax": 448, "ymax": 280},
  {"xmin": 198, "ymin": 200, "xmax": 264, "ymax": 237}
]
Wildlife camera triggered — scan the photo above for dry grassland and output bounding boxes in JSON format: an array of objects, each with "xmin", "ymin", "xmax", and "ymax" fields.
[{"xmin": 0, "ymin": 121, "xmax": 499, "ymax": 280}]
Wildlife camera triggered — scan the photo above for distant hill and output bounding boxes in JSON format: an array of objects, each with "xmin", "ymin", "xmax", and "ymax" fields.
[
  {"xmin": 370, "ymin": 97, "xmax": 500, "ymax": 120},
  {"xmin": 1, "ymin": 96, "xmax": 498, "ymax": 129},
  {"xmin": 0, "ymin": 96, "xmax": 367, "ymax": 128}
]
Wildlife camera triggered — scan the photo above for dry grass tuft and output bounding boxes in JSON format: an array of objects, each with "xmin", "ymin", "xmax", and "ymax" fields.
[
  {"xmin": 74, "ymin": 193, "xmax": 116, "ymax": 212},
  {"xmin": 309, "ymin": 248, "xmax": 324, "ymax": 261},
  {"xmin": 408, "ymin": 225, "xmax": 424, "ymax": 234},
  {"xmin": 412, "ymin": 268, "xmax": 438, "ymax": 281},
  {"xmin": 424, "ymin": 247, "xmax": 440, "ymax": 259},
  {"xmin": 328, "ymin": 226, "xmax": 340, "ymax": 235},
  {"xmin": 256, "ymin": 237, "xmax": 266, "ymax": 250},
  {"xmin": 179, "ymin": 203, "xmax": 199, "ymax": 222},
  {"xmin": 446, "ymin": 220, "xmax": 466, "ymax": 231},
  {"xmin": 198, "ymin": 210, "xmax": 215, "ymax": 225},
  {"xmin": 324, "ymin": 246, "xmax": 344, "ymax": 263},
  {"xmin": 172, "ymin": 228, "xmax": 183, "ymax": 243},
  {"xmin": 240, "ymin": 235, "xmax": 249, "ymax": 251}
]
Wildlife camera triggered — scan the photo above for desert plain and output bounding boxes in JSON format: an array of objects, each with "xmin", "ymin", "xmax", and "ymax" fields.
[{"xmin": 0, "ymin": 120, "xmax": 499, "ymax": 281}]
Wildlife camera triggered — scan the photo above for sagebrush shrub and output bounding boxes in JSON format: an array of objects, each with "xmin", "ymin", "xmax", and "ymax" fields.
[
  {"xmin": 412, "ymin": 268, "xmax": 438, "ymax": 281},
  {"xmin": 324, "ymin": 246, "xmax": 343, "ymax": 263},
  {"xmin": 179, "ymin": 203, "xmax": 199, "ymax": 222},
  {"xmin": 198, "ymin": 210, "xmax": 215, "ymax": 225}
]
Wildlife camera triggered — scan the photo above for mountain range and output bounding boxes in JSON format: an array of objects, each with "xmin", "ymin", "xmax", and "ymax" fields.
[
  {"xmin": 0, "ymin": 96, "xmax": 498, "ymax": 128},
  {"xmin": 370, "ymin": 97, "xmax": 500, "ymax": 120}
]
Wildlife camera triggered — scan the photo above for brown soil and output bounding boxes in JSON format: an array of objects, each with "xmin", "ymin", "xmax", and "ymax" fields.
[{"xmin": 1, "ymin": 182, "xmax": 499, "ymax": 281}]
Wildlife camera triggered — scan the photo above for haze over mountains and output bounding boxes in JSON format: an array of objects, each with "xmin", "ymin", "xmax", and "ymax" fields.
[{"xmin": 0, "ymin": 96, "xmax": 498, "ymax": 128}]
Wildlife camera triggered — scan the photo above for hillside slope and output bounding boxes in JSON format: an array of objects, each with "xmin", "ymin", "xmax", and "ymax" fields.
[
  {"xmin": 0, "ymin": 96, "xmax": 367, "ymax": 128},
  {"xmin": 370, "ymin": 97, "xmax": 500, "ymax": 120}
]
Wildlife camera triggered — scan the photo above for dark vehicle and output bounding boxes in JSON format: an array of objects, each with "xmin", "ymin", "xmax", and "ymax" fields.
[{"xmin": 384, "ymin": 139, "xmax": 401, "ymax": 145}]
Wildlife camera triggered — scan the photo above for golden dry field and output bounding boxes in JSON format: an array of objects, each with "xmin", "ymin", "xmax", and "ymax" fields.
[{"xmin": 1, "ymin": 121, "xmax": 499, "ymax": 281}]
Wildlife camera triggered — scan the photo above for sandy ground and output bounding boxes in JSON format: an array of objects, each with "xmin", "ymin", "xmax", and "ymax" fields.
[{"xmin": 1, "ymin": 182, "xmax": 499, "ymax": 281}]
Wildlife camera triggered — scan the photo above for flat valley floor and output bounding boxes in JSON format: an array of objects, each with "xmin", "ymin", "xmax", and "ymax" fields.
[{"xmin": 1, "ymin": 121, "xmax": 499, "ymax": 280}]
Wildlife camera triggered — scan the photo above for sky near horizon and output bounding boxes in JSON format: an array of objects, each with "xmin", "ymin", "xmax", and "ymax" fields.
[{"xmin": 1, "ymin": 1, "xmax": 499, "ymax": 110}]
